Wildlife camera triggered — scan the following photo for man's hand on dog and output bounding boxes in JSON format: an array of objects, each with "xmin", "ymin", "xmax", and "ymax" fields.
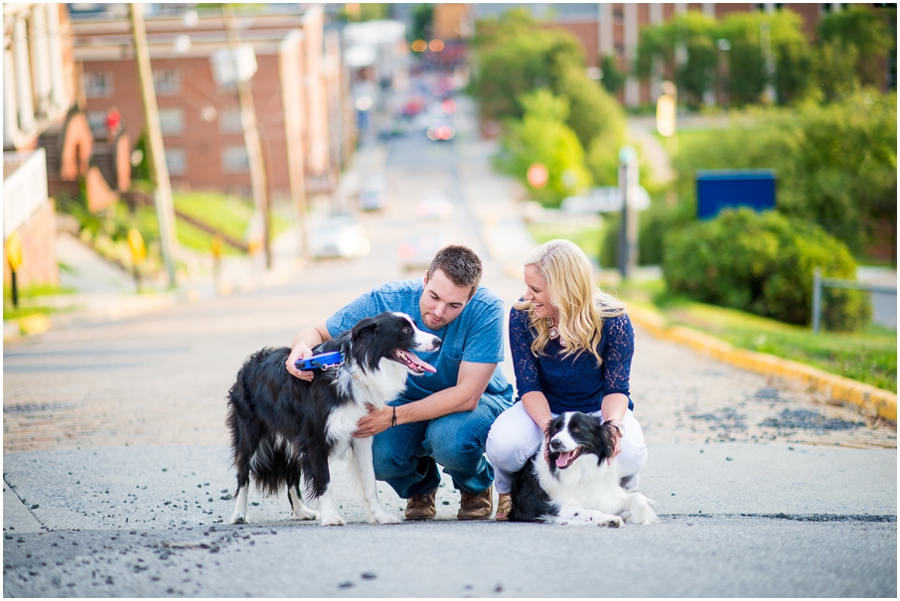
[
  {"xmin": 286, "ymin": 344, "xmax": 315, "ymax": 381},
  {"xmin": 354, "ymin": 403, "xmax": 391, "ymax": 438}
]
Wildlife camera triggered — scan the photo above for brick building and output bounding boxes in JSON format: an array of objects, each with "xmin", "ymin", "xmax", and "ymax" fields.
[
  {"xmin": 470, "ymin": 3, "xmax": 896, "ymax": 108},
  {"xmin": 3, "ymin": 3, "xmax": 77, "ymax": 290},
  {"xmin": 70, "ymin": 4, "xmax": 352, "ymax": 202}
]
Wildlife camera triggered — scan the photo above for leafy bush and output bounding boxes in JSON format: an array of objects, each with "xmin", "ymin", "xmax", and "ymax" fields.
[{"xmin": 663, "ymin": 208, "xmax": 871, "ymax": 331}]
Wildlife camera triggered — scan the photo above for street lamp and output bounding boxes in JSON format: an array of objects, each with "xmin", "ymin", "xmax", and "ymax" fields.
[{"xmin": 716, "ymin": 38, "xmax": 731, "ymax": 107}]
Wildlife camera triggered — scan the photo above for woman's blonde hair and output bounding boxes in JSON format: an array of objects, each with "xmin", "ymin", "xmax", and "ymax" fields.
[{"xmin": 513, "ymin": 239, "xmax": 625, "ymax": 364}]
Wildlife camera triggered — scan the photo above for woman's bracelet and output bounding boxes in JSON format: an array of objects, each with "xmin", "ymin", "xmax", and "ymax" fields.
[{"xmin": 391, "ymin": 406, "xmax": 397, "ymax": 428}]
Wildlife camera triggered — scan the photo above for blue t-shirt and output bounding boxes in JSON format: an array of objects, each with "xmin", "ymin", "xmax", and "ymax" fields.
[
  {"xmin": 509, "ymin": 306, "xmax": 635, "ymax": 414},
  {"xmin": 326, "ymin": 279, "xmax": 514, "ymax": 403}
]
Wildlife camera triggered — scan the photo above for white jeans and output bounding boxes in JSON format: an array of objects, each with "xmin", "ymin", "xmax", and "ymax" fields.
[{"xmin": 486, "ymin": 402, "xmax": 648, "ymax": 494}]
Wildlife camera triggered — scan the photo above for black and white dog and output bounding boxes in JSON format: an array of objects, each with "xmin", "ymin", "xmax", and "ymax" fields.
[
  {"xmin": 226, "ymin": 312, "xmax": 441, "ymax": 526},
  {"xmin": 509, "ymin": 412, "xmax": 658, "ymax": 527}
]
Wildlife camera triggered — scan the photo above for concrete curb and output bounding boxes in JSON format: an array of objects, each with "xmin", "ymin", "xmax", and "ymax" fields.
[{"xmin": 626, "ymin": 304, "xmax": 898, "ymax": 423}]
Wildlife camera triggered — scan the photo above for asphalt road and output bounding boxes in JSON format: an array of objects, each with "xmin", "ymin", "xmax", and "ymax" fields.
[{"xmin": 3, "ymin": 86, "xmax": 897, "ymax": 597}]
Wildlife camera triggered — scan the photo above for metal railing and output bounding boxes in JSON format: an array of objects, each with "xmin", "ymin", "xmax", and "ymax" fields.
[
  {"xmin": 812, "ymin": 266, "xmax": 897, "ymax": 334},
  {"xmin": 3, "ymin": 148, "xmax": 48, "ymax": 238}
]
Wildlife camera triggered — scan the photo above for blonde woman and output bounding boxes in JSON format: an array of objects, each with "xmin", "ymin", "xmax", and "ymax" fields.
[{"xmin": 486, "ymin": 239, "xmax": 648, "ymax": 520}]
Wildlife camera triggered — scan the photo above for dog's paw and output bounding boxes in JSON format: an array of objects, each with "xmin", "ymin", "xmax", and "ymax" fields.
[
  {"xmin": 369, "ymin": 510, "xmax": 401, "ymax": 525},
  {"xmin": 318, "ymin": 513, "xmax": 346, "ymax": 527},
  {"xmin": 599, "ymin": 515, "xmax": 623, "ymax": 528},
  {"xmin": 292, "ymin": 507, "xmax": 319, "ymax": 521},
  {"xmin": 572, "ymin": 509, "xmax": 621, "ymax": 528},
  {"xmin": 230, "ymin": 515, "xmax": 246, "ymax": 525}
]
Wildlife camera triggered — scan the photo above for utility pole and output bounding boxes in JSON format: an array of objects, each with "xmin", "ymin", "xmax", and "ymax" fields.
[
  {"xmin": 130, "ymin": 3, "xmax": 178, "ymax": 288},
  {"xmin": 617, "ymin": 147, "xmax": 639, "ymax": 280},
  {"xmin": 224, "ymin": 3, "xmax": 272, "ymax": 269},
  {"xmin": 278, "ymin": 31, "xmax": 309, "ymax": 259}
]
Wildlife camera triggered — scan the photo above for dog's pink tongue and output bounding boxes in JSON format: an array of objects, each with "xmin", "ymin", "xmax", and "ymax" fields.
[
  {"xmin": 405, "ymin": 352, "xmax": 436, "ymax": 374},
  {"xmin": 555, "ymin": 451, "xmax": 573, "ymax": 468}
]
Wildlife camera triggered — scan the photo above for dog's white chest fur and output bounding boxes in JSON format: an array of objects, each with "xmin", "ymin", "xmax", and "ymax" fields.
[
  {"xmin": 326, "ymin": 358, "xmax": 408, "ymax": 452},
  {"xmin": 536, "ymin": 452, "xmax": 629, "ymax": 516}
]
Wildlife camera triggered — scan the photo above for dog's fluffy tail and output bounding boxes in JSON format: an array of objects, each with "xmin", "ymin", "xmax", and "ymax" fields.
[{"xmin": 623, "ymin": 491, "xmax": 659, "ymax": 525}]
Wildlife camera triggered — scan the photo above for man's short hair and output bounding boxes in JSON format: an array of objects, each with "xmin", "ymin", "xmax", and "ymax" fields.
[{"xmin": 427, "ymin": 245, "xmax": 483, "ymax": 297}]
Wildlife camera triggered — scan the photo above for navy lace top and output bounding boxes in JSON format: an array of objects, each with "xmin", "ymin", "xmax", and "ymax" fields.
[{"xmin": 509, "ymin": 306, "xmax": 635, "ymax": 414}]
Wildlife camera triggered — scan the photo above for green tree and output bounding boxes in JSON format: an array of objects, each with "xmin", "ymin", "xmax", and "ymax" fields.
[
  {"xmin": 471, "ymin": 10, "xmax": 625, "ymax": 187},
  {"xmin": 471, "ymin": 22, "xmax": 585, "ymax": 121},
  {"xmin": 815, "ymin": 41, "xmax": 861, "ymax": 102},
  {"xmin": 767, "ymin": 10, "xmax": 817, "ymax": 104},
  {"xmin": 599, "ymin": 54, "xmax": 626, "ymax": 94},
  {"xmin": 818, "ymin": 6, "xmax": 893, "ymax": 89},
  {"xmin": 409, "ymin": 3, "xmax": 433, "ymax": 42},
  {"xmin": 336, "ymin": 3, "xmax": 391, "ymax": 22},
  {"xmin": 635, "ymin": 9, "xmax": 814, "ymax": 106},
  {"xmin": 634, "ymin": 11, "xmax": 718, "ymax": 107},
  {"xmin": 499, "ymin": 89, "xmax": 592, "ymax": 205}
]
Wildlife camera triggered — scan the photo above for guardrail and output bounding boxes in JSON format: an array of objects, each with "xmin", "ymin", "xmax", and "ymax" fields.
[
  {"xmin": 3, "ymin": 148, "xmax": 48, "ymax": 238},
  {"xmin": 812, "ymin": 266, "xmax": 897, "ymax": 334}
]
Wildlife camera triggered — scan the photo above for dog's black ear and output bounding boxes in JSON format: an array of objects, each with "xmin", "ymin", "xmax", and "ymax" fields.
[
  {"xmin": 351, "ymin": 317, "xmax": 378, "ymax": 341},
  {"xmin": 545, "ymin": 414, "xmax": 565, "ymax": 438},
  {"xmin": 596, "ymin": 421, "xmax": 619, "ymax": 464}
]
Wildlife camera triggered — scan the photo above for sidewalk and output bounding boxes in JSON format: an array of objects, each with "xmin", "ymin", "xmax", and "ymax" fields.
[{"xmin": 3, "ymin": 229, "xmax": 306, "ymax": 341}]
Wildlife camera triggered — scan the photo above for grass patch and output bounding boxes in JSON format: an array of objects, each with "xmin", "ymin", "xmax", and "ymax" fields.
[
  {"xmin": 613, "ymin": 279, "xmax": 897, "ymax": 393},
  {"xmin": 525, "ymin": 222, "xmax": 606, "ymax": 261},
  {"xmin": 3, "ymin": 283, "xmax": 74, "ymax": 299},
  {"xmin": 170, "ymin": 191, "xmax": 292, "ymax": 255},
  {"xmin": 3, "ymin": 304, "xmax": 60, "ymax": 320}
]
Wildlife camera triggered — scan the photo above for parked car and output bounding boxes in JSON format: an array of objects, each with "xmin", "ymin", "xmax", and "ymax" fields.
[
  {"xmin": 359, "ymin": 175, "xmax": 388, "ymax": 211},
  {"xmin": 310, "ymin": 214, "xmax": 371, "ymax": 259},
  {"xmin": 377, "ymin": 119, "xmax": 408, "ymax": 140}
]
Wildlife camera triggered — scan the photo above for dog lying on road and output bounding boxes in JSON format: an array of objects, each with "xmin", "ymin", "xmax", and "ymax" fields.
[
  {"xmin": 226, "ymin": 312, "xmax": 441, "ymax": 526},
  {"xmin": 509, "ymin": 411, "xmax": 658, "ymax": 526}
]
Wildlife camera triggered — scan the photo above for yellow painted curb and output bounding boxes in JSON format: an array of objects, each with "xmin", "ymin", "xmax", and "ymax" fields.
[{"xmin": 627, "ymin": 304, "xmax": 897, "ymax": 423}]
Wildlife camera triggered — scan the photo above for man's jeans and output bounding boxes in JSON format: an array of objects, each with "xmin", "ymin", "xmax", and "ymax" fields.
[{"xmin": 372, "ymin": 392, "xmax": 512, "ymax": 498}]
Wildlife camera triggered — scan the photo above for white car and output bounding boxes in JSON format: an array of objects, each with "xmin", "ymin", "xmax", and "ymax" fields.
[
  {"xmin": 359, "ymin": 174, "xmax": 388, "ymax": 211},
  {"xmin": 310, "ymin": 215, "xmax": 371, "ymax": 259}
]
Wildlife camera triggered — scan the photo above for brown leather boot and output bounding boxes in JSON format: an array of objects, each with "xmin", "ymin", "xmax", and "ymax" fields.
[
  {"xmin": 457, "ymin": 484, "xmax": 493, "ymax": 520},
  {"xmin": 404, "ymin": 490, "xmax": 437, "ymax": 520}
]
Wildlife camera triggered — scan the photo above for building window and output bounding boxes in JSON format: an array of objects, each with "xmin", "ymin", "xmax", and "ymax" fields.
[
  {"xmin": 166, "ymin": 148, "xmax": 187, "ymax": 176},
  {"xmin": 84, "ymin": 71, "xmax": 113, "ymax": 98},
  {"xmin": 219, "ymin": 107, "xmax": 243, "ymax": 134},
  {"xmin": 613, "ymin": 8, "xmax": 623, "ymax": 22},
  {"xmin": 615, "ymin": 44, "xmax": 625, "ymax": 57},
  {"xmin": 153, "ymin": 69, "xmax": 181, "ymax": 95},
  {"xmin": 222, "ymin": 146, "xmax": 249, "ymax": 173},
  {"xmin": 158, "ymin": 108, "xmax": 184, "ymax": 136}
]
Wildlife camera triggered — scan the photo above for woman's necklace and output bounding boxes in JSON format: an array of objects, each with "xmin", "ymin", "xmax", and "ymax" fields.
[{"xmin": 546, "ymin": 318, "xmax": 566, "ymax": 347}]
